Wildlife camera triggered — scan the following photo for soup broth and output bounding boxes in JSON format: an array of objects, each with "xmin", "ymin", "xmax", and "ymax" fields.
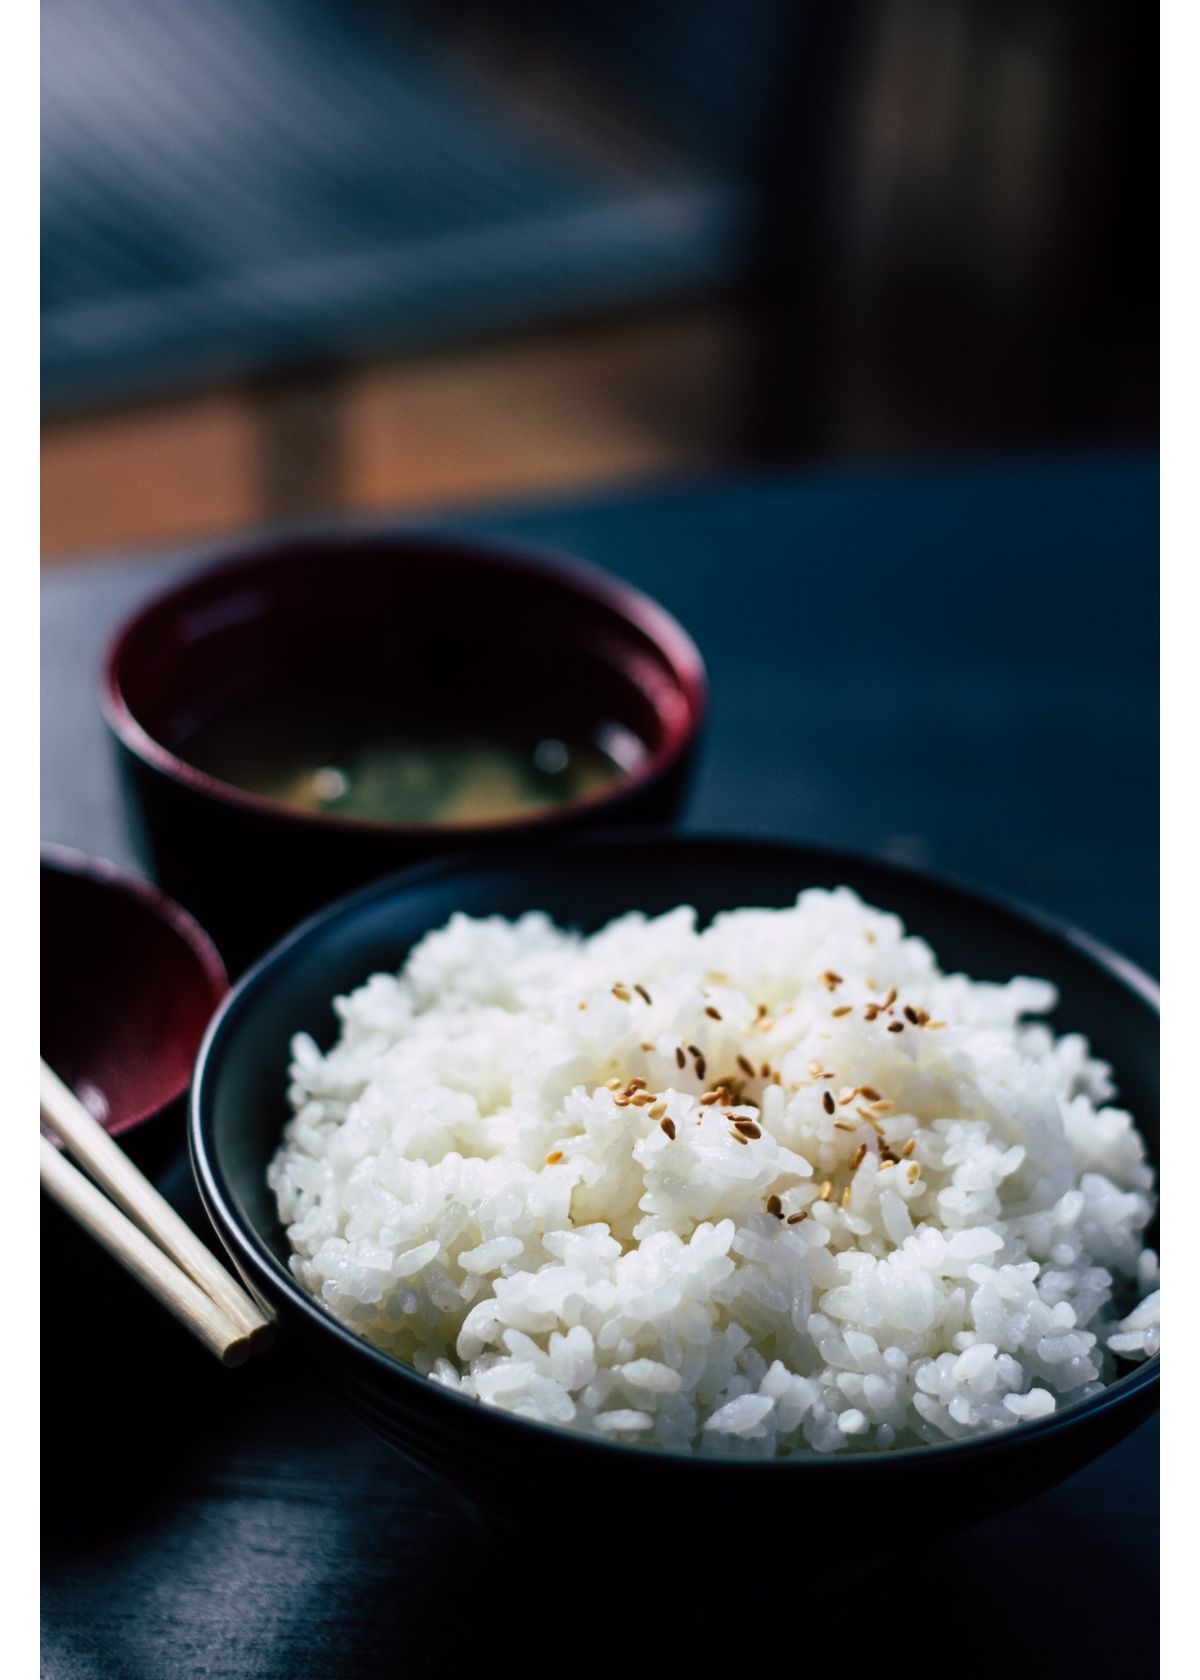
[{"xmin": 177, "ymin": 693, "xmax": 635, "ymax": 825}]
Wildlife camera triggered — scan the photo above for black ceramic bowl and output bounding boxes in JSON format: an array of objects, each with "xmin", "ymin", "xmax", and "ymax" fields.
[
  {"xmin": 102, "ymin": 531, "xmax": 706, "ymax": 971},
  {"xmin": 191, "ymin": 835, "xmax": 1158, "ymax": 1537}
]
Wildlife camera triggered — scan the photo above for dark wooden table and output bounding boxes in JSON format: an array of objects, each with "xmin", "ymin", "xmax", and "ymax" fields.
[{"xmin": 42, "ymin": 456, "xmax": 1158, "ymax": 1677}]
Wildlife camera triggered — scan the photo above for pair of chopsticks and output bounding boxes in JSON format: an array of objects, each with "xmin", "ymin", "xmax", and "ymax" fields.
[{"xmin": 40, "ymin": 1060, "xmax": 274, "ymax": 1366}]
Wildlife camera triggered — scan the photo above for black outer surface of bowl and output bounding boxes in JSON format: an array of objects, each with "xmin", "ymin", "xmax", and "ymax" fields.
[
  {"xmin": 192, "ymin": 835, "xmax": 1158, "ymax": 1537},
  {"xmin": 103, "ymin": 533, "xmax": 706, "ymax": 972}
]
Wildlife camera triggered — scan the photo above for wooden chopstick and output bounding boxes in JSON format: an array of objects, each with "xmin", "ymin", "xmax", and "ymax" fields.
[
  {"xmin": 41, "ymin": 1135, "xmax": 257, "ymax": 1366},
  {"xmin": 40, "ymin": 1059, "xmax": 274, "ymax": 1348}
]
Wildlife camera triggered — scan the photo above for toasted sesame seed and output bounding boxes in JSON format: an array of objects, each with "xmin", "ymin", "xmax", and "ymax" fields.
[
  {"xmin": 649, "ymin": 1101, "xmax": 668, "ymax": 1120},
  {"xmin": 704, "ymin": 1005, "xmax": 722, "ymax": 1020},
  {"xmin": 821, "ymin": 970, "xmax": 844, "ymax": 990},
  {"xmin": 612, "ymin": 984, "xmax": 631, "ymax": 1001},
  {"xmin": 879, "ymin": 1159, "xmax": 894, "ymax": 1171},
  {"xmin": 730, "ymin": 1130, "xmax": 749, "ymax": 1145},
  {"xmin": 625, "ymin": 1077, "xmax": 647, "ymax": 1092},
  {"xmin": 903, "ymin": 1006, "xmax": 919, "ymax": 1025},
  {"xmin": 841, "ymin": 1183, "xmax": 852, "ymax": 1208},
  {"xmin": 834, "ymin": 1120, "xmax": 856, "ymax": 1132},
  {"xmin": 578, "ymin": 1001, "xmax": 587, "ymax": 1011},
  {"xmin": 880, "ymin": 987, "xmax": 897, "ymax": 1009},
  {"xmin": 633, "ymin": 983, "xmax": 652, "ymax": 1005},
  {"xmin": 864, "ymin": 1005, "xmax": 880, "ymax": 1021},
  {"xmin": 907, "ymin": 1161, "xmax": 921, "ymax": 1182},
  {"xmin": 640, "ymin": 1041, "xmax": 655, "ymax": 1052},
  {"xmin": 694, "ymin": 1054, "xmax": 707, "ymax": 1080},
  {"xmin": 851, "ymin": 1143, "xmax": 867, "ymax": 1169},
  {"xmin": 614, "ymin": 1096, "xmax": 631, "ymax": 1108},
  {"xmin": 760, "ymin": 1062, "xmax": 771, "ymax": 1079},
  {"xmin": 869, "ymin": 1099, "xmax": 893, "ymax": 1114},
  {"xmin": 786, "ymin": 1210, "xmax": 809, "ymax": 1224},
  {"xmin": 737, "ymin": 1054, "xmax": 756, "ymax": 1078},
  {"xmin": 766, "ymin": 1194, "xmax": 783, "ymax": 1217},
  {"xmin": 545, "ymin": 1150, "xmax": 563, "ymax": 1164},
  {"xmin": 856, "ymin": 1106, "xmax": 880, "ymax": 1124},
  {"xmin": 605, "ymin": 1077, "xmax": 622, "ymax": 1090},
  {"xmin": 675, "ymin": 1046, "xmax": 687, "ymax": 1069},
  {"xmin": 734, "ymin": 1120, "xmax": 762, "ymax": 1138},
  {"xmin": 771, "ymin": 1071, "xmax": 783, "ymax": 1084},
  {"xmin": 859, "ymin": 1086, "xmax": 882, "ymax": 1102},
  {"xmin": 699, "ymin": 1091, "xmax": 721, "ymax": 1106},
  {"xmin": 661, "ymin": 1117, "xmax": 677, "ymax": 1140},
  {"xmin": 756, "ymin": 1002, "xmax": 769, "ymax": 1020},
  {"xmin": 822, "ymin": 1091, "xmax": 836, "ymax": 1115},
  {"xmin": 808, "ymin": 1060, "xmax": 824, "ymax": 1076},
  {"xmin": 838, "ymin": 1086, "xmax": 858, "ymax": 1105},
  {"xmin": 887, "ymin": 1021, "xmax": 904, "ymax": 1034},
  {"xmin": 832, "ymin": 1005, "xmax": 853, "ymax": 1017},
  {"xmin": 926, "ymin": 1021, "xmax": 947, "ymax": 1030},
  {"xmin": 631, "ymin": 1092, "xmax": 655, "ymax": 1107},
  {"xmin": 901, "ymin": 1138, "xmax": 916, "ymax": 1158},
  {"xmin": 819, "ymin": 1181, "xmax": 833, "ymax": 1202}
]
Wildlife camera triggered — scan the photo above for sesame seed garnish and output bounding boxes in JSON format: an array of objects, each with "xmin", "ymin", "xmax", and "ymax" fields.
[
  {"xmin": 879, "ymin": 1159, "xmax": 894, "ymax": 1171},
  {"xmin": 614, "ymin": 1096, "xmax": 631, "ymax": 1108},
  {"xmin": 661, "ymin": 1117, "xmax": 677, "ymax": 1140},
  {"xmin": 604, "ymin": 1077, "xmax": 622, "ymax": 1090},
  {"xmin": 737, "ymin": 1054, "xmax": 756, "ymax": 1078},
  {"xmin": 880, "ymin": 987, "xmax": 897, "ymax": 1009},
  {"xmin": 766, "ymin": 1194, "xmax": 783, "ymax": 1217},
  {"xmin": 837, "ymin": 1086, "xmax": 858, "ymax": 1105},
  {"xmin": 699, "ymin": 1091, "xmax": 721, "ymax": 1106},
  {"xmin": 903, "ymin": 1006, "xmax": 919, "ymax": 1025},
  {"xmin": 649, "ymin": 1101, "xmax": 667, "ymax": 1120},
  {"xmin": 808, "ymin": 1060, "xmax": 824, "ymax": 1076},
  {"xmin": 640, "ymin": 1041, "xmax": 654, "ymax": 1052},
  {"xmin": 578, "ymin": 1001, "xmax": 587, "ymax": 1011},
  {"xmin": 822, "ymin": 1091, "xmax": 836, "ymax": 1115},
  {"xmin": 545, "ymin": 1150, "xmax": 563, "ymax": 1164},
  {"xmin": 771, "ymin": 1070, "xmax": 783, "ymax": 1084},
  {"xmin": 907, "ymin": 1161, "xmax": 921, "ymax": 1182},
  {"xmin": 624, "ymin": 1078, "xmax": 646, "ymax": 1094},
  {"xmin": 863, "ymin": 1005, "xmax": 880, "ymax": 1022},
  {"xmin": 631, "ymin": 1092, "xmax": 655, "ymax": 1107},
  {"xmin": 926, "ymin": 1021, "xmax": 947, "ymax": 1030},
  {"xmin": 675, "ymin": 1046, "xmax": 687, "ymax": 1069},
  {"xmin": 760, "ymin": 1062, "xmax": 771, "ymax": 1078},
  {"xmin": 634, "ymin": 983, "xmax": 652, "ymax": 1005},
  {"xmin": 756, "ymin": 1002, "xmax": 769, "ymax": 1020},
  {"xmin": 856, "ymin": 1105, "xmax": 880, "ymax": 1124},
  {"xmin": 834, "ymin": 1120, "xmax": 856, "ymax": 1132},
  {"xmin": 869, "ymin": 1099, "xmax": 893, "ymax": 1114},
  {"xmin": 612, "ymin": 984, "xmax": 631, "ymax": 1001},
  {"xmin": 819, "ymin": 1181, "xmax": 833, "ymax": 1202},
  {"xmin": 841, "ymin": 1184, "xmax": 852, "ymax": 1208},
  {"xmin": 831, "ymin": 1005, "xmax": 853, "ymax": 1018},
  {"xmin": 734, "ymin": 1120, "xmax": 762, "ymax": 1138},
  {"xmin": 786, "ymin": 1210, "xmax": 809, "ymax": 1224},
  {"xmin": 851, "ymin": 1143, "xmax": 867, "ymax": 1169},
  {"xmin": 704, "ymin": 1005, "xmax": 722, "ymax": 1021},
  {"xmin": 730, "ymin": 1130, "xmax": 749, "ymax": 1145},
  {"xmin": 859, "ymin": 1086, "xmax": 882, "ymax": 1102},
  {"xmin": 887, "ymin": 1021, "xmax": 904, "ymax": 1033},
  {"xmin": 821, "ymin": 970, "xmax": 844, "ymax": 990},
  {"xmin": 901, "ymin": 1138, "xmax": 916, "ymax": 1158},
  {"xmin": 694, "ymin": 1053, "xmax": 707, "ymax": 1080}
]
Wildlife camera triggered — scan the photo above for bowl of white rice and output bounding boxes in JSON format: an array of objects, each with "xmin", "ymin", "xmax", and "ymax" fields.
[{"xmin": 192, "ymin": 835, "xmax": 1158, "ymax": 1535}]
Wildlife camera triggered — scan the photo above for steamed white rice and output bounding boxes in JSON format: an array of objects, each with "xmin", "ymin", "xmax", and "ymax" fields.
[{"xmin": 269, "ymin": 889, "xmax": 1159, "ymax": 1455}]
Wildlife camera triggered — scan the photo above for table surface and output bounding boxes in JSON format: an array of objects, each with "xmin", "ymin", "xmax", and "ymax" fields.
[{"xmin": 42, "ymin": 455, "xmax": 1158, "ymax": 1678}]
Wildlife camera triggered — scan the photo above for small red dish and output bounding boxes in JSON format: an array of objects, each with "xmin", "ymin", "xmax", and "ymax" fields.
[{"xmin": 41, "ymin": 845, "xmax": 228, "ymax": 1151}]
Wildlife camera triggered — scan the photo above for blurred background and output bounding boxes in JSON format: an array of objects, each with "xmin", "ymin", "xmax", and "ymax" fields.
[{"xmin": 41, "ymin": 0, "xmax": 1157, "ymax": 562}]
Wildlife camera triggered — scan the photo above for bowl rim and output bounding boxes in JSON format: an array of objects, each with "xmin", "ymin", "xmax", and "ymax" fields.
[
  {"xmin": 100, "ymin": 529, "xmax": 709, "ymax": 839},
  {"xmin": 42, "ymin": 842, "xmax": 229, "ymax": 1136},
  {"xmin": 191, "ymin": 831, "xmax": 1158, "ymax": 1473}
]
